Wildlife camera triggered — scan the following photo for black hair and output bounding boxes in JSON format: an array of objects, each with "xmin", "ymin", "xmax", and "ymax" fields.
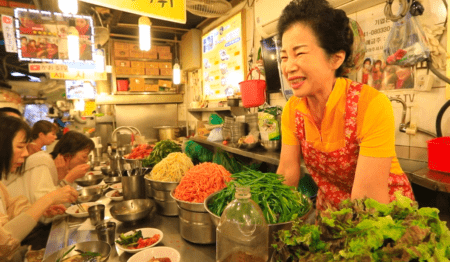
[
  {"xmin": 0, "ymin": 116, "xmax": 31, "ymax": 179},
  {"xmin": 277, "ymin": 0, "xmax": 354, "ymax": 77},
  {"xmin": 50, "ymin": 131, "xmax": 95, "ymax": 159},
  {"xmin": 364, "ymin": 58, "xmax": 372, "ymax": 64},
  {"xmin": 31, "ymin": 120, "xmax": 57, "ymax": 140},
  {"xmin": 0, "ymin": 107, "xmax": 22, "ymax": 117}
]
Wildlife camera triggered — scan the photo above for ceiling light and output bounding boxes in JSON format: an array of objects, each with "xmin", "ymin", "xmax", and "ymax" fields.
[
  {"xmin": 139, "ymin": 16, "xmax": 151, "ymax": 51},
  {"xmin": 59, "ymin": 0, "xmax": 78, "ymax": 14},
  {"xmin": 67, "ymin": 26, "xmax": 80, "ymax": 60}
]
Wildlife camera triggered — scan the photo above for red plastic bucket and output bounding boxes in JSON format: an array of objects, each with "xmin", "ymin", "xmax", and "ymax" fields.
[
  {"xmin": 239, "ymin": 67, "xmax": 266, "ymax": 108},
  {"xmin": 117, "ymin": 80, "xmax": 129, "ymax": 91},
  {"xmin": 427, "ymin": 137, "xmax": 450, "ymax": 173}
]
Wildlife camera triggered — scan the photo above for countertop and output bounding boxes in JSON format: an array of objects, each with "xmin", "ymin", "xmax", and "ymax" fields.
[{"xmin": 43, "ymin": 196, "xmax": 216, "ymax": 262}]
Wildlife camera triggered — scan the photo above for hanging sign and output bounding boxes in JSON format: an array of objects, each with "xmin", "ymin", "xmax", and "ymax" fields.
[
  {"xmin": 79, "ymin": 0, "xmax": 186, "ymax": 24},
  {"xmin": 2, "ymin": 15, "xmax": 17, "ymax": 53},
  {"xmin": 29, "ymin": 63, "xmax": 68, "ymax": 73},
  {"xmin": 50, "ymin": 71, "xmax": 106, "ymax": 80}
]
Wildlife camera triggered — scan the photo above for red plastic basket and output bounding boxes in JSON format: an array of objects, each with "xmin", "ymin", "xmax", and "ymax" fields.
[
  {"xmin": 427, "ymin": 136, "xmax": 450, "ymax": 173},
  {"xmin": 117, "ymin": 80, "xmax": 129, "ymax": 91},
  {"xmin": 239, "ymin": 67, "xmax": 266, "ymax": 108}
]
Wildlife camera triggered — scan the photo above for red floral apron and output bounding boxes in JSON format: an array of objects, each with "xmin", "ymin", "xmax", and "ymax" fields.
[{"xmin": 295, "ymin": 82, "xmax": 415, "ymax": 211}]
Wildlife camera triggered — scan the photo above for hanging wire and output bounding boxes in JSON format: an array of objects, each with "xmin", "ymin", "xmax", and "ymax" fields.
[{"xmin": 384, "ymin": 0, "xmax": 412, "ymax": 22}]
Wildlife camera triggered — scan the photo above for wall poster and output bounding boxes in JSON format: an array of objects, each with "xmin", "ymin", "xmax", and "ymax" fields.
[
  {"xmin": 202, "ymin": 12, "xmax": 246, "ymax": 100},
  {"xmin": 352, "ymin": 4, "xmax": 414, "ymax": 90}
]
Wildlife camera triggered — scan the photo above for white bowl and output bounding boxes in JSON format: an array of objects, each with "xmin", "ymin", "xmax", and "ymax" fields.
[
  {"xmin": 85, "ymin": 170, "xmax": 103, "ymax": 176},
  {"xmin": 105, "ymin": 190, "xmax": 123, "ymax": 201},
  {"xmin": 109, "ymin": 183, "xmax": 123, "ymax": 192},
  {"xmin": 65, "ymin": 202, "xmax": 99, "ymax": 218},
  {"xmin": 127, "ymin": 247, "xmax": 180, "ymax": 262},
  {"xmin": 116, "ymin": 228, "xmax": 163, "ymax": 254}
]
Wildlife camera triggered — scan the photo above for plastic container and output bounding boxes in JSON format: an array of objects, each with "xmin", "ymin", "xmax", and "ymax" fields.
[
  {"xmin": 427, "ymin": 137, "xmax": 450, "ymax": 173},
  {"xmin": 216, "ymin": 186, "xmax": 268, "ymax": 262},
  {"xmin": 117, "ymin": 80, "xmax": 129, "ymax": 91}
]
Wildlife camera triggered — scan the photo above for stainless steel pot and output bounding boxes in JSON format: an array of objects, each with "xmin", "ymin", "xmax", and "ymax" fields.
[
  {"xmin": 152, "ymin": 188, "xmax": 178, "ymax": 216},
  {"xmin": 153, "ymin": 126, "xmax": 184, "ymax": 141}
]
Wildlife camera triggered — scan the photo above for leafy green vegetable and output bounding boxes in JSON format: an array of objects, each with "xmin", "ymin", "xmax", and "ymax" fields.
[
  {"xmin": 184, "ymin": 140, "xmax": 213, "ymax": 163},
  {"xmin": 272, "ymin": 191, "xmax": 450, "ymax": 262},
  {"xmin": 208, "ymin": 168, "xmax": 311, "ymax": 224},
  {"xmin": 115, "ymin": 230, "xmax": 144, "ymax": 247},
  {"xmin": 142, "ymin": 140, "xmax": 181, "ymax": 167},
  {"xmin": 212, "ymin": 148, "xmax": 242, "ymax": 174},
  {"xmin": 56, "ymin": 246, "xmax": 75, "ymax": 262}
]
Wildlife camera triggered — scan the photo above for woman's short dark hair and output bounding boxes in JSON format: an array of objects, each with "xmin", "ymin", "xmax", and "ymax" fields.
[
  {"xmin": 0, "ymin": 107, "xmax": 22, "ymax": 117},
  {"xmin": 0, "ymin": 116, "xmax": 31, "ymax": 179},
  {"xmin": 31, "ymin": 120, "xmax": 57, "ymax": 140},
  {"xmin": 50, "ymin": 131, "xmax": 95, "ymax": 159},
  {"xmin": 277, "ymin": 0, "xmax": 354, "ymax": 77}
]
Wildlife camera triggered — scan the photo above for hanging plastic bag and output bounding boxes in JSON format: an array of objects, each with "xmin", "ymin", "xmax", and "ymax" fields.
[{"xmin": 384, "ymin": 11, "xmax": 430, "ymax": 66}]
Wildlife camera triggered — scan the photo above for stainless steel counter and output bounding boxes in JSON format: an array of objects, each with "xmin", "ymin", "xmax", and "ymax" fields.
[{"xmin": 43, "ymin": 196, "xmax": 215, "ymax": 262}]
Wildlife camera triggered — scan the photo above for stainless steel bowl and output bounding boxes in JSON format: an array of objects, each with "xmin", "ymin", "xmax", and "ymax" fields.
[
  {"xmin": 77, "ymin": 187, "xmax": 103, "ymax": 203},
  {"xmin": 100, "ymin": 166, "xmax": 111, "ymax": 176},
  {"xmin": 170, "ymin": 189, "xmax": 206, "ymax": 212},
  {"xmin": 238, "ymin": 141, "xmax": 260, "ymax": 150},
  {"xmin": 43, "ymin": 241, "xmax": 111, "ymax": 262},
  {"xmin": 261, "ymin": 140, "xmax": 281, "ymax": 152},
  {"xmin": 122, "ymin": 157, "xmax": 143, "ymax": 170},
  {"xmin": 144, "ymin": 176, "xmax": 179, "ymax": 191},
  {"xmin": 104, "ymin": 176, "xmax": 122, "ymax": 184},
  {"xmin": 74, "ymin": 174, "xmax": 104, "ymax": 187},
  {"xmin": 110, "ymin": 199, "xmax": 154, "ymax": 223}
]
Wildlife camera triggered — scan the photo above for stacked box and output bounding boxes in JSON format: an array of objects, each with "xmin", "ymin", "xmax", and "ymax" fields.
[
  {"xmin": 158, "ymin": 52, "xmax": 172, "ymax": 60},
  {"xmin": 146, "ymin": 68, "xmax": 159, "ymax": 75},
  {"xmin": 160, "ymin": 68, "xmax": 172, "ymax": 76},
  {"xmin": 129, "ymin": 50, "xmax": 143, "ymax": 58},
  {"xmin": 145, "ymin": 84, "xmax": 159, "ymax": 92},
  {"xmin": 145, "ymin": 62, "xmax": 159, "ymax": 69},
  {"xmin": 130, "ymin": 68, "xmax": 145, "ymax": 75},
  {"xmin": 115, "ymin": 60, "xmax": 130, "ymax": 67},
  {"xmin": 114, "ymin": 49, "xmax": 129, "ymax": 58},
  {"xmin": 131, "ymin": 61, "xmax": 146, "ymax": 68},
  {"xmin": 158, "ymin": 62, "xmax": 172, "ymax": 69},
  {"xmin": 114, "ymin": 41, "xmax": 128, "ymax": 50},
  {"xmin": 115, "ymin": 67, "xmax": 131, "ymax": 75},
  {"xmin": 143, "ymin": 50, "xmax": 158, "ymax": 59},
  {"xmin": 129, "ymin": 78, "xmax": 145, "ymax": 91}
]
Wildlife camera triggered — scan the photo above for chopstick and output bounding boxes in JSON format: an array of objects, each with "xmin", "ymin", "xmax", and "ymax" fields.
[{"xmin": 76, "ymin": 201, "xmax": 86, "ymax": 212}]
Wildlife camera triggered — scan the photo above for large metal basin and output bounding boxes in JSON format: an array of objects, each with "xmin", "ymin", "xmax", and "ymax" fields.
[
  {"xmin": 144, "ymin": 176, "xmax": 179, "ymax": 191},
  {"xmin": 170, "ymin": 189, "xmax": 206, "ymax": 212},
  {"xmin": 110, "ymin": 199, "xmax": 154, "ymax": 223},
  {"xmin": 43, "ymin": 241, "xmax": 110, "ymax": 262}
]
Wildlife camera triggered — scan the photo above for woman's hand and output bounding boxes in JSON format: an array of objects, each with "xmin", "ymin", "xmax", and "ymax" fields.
[
  {"xmin": 43, "ymin": 204, "xmax": 66, "ymax": 218},
  {"xmin": 48, "ymin": 185, "xmax": 78, "ymax": 205},
  {"xmin": 65, "ymin": 164, "xmax": 90, "ymax": 183},
  {"xmin": 54, "ymin": 154, "xmax": 69, "ymax": 181}
]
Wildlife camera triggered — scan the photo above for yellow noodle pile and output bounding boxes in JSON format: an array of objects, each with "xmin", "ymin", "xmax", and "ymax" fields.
[{"xmin": 146, "ymin": 152, "xmax": 193, "ymax": 182}]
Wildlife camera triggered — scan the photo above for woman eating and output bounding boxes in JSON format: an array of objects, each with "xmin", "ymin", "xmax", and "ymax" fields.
[
  {"xmin": 0, "ymin": 116, "xmax": 78, "ymax": 261},
  {"xmin": 5, "ymin": 131, "xmax": 92, "ymax": 204},
  {"xmin": 276, "ymin": 0, "xmax": 414, "ymax": 212}
]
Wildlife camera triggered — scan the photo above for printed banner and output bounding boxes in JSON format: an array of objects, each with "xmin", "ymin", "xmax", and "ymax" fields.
[
  {"xmin": 29, "ymin": 63, "xmax": 68, "ymax": 73},
  {"xmin": 50, "ymin": 71, "xmax": 106, "ymax": 80},
  {"xmin": 2, "ymin": 15, "xmax": 17, "ymax": 53},
  {"xmin": 80, "ymin": 0, "xmax": 186, "ymax": 24}
]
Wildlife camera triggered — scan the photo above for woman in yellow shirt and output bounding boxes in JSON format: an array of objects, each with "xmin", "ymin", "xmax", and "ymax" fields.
[{"xmin": 276, "ymin": 0, "xmax": 414, "ymax": 211}]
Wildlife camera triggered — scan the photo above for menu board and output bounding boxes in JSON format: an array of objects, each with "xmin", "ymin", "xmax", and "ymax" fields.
[
  {"xmin": 202, "ymin": 12, "xmax": 245, "ymax": 100},
  {"xmin": 14, "ymin": 8, "xmax": 95, "ymax": 63}
]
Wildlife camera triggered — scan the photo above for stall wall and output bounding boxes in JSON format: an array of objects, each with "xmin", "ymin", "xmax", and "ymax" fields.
[{"xmin": 115, "ymin": 104, "xmax": 178, "ymax": 140}]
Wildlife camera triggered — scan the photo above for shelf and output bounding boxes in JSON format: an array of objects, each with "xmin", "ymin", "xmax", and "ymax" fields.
[
  {"xmin": 116, "ymin": 75, "xmax": 173, "ymax": 79},
  {"xmin": 115, "ymin": 91, "xmax": 177, "ymax": 95},
  {"xmin": 115, "ymin": 58, "xmax": 172, "ymax": 62},
  {"xmin": 188, "ymin": 107, "xmax": 232, "ymax": 112},
  {"xmin": 95, "ymin": 93, "xmax": 183, "ymax": 105}
]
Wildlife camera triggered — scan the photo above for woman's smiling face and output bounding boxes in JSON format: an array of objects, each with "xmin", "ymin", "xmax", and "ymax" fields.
[{"xmin": 280, "ymin": 22, "xmax": 341, "ymax": 98}]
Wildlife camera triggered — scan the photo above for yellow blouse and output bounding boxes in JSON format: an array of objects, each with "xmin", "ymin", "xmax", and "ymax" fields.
[{"xmin": 281, "ymin": 77, "xmax": 403, "ymax": 174}]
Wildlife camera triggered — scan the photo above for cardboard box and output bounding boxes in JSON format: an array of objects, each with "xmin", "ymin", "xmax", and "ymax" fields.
[
  {"xmin": 143, "ymin": 50, "xmax": 158, "ymax": 59},
  {"xmin": 145, "ymin": 84, "xmax": 159, "ymax": 92},
  {"xmin": 129, "ymin": 78, "xmax": 145, "ymax": 91},
  {"xmin": 115, "ymin": 67, "xmax": 131, "ymax": 75},
  {"xmin": 160, "ymin": 68, "xmax": 172, "ymax": 76},
  {"xmin": 158, "ymin": 79, "xmax": 172, "ymax": 88},
  {"xmin": 114, "ymin": 49, "xmax": 129, "ymax": 58},
  {"xmin": 114, "ymin": 41, "xmax": 128, "ymax": 50},
  {"xmin": 131, "ymin": 61, "xmax": 146, "ymax": 68},
  {"xmin": 129, "ymin": 49, "xmax": 143, "ymax": 58},
  {"xmin": 146, "ymin": 68, "xmax": 160, "ymax": 75},
  {"xmin": 145, "ymin": 62, "xmax": 159, "ymax": 69},
  {"xmin": 115, "ymin": 60, "xmax": 130, "ymax": 67},
  {"xmin": 157, "ymin": 46, "xmax": 171, "ymax": 53},
  {"xmin": 158, "ymin": 62, "xmax": 172, "ymax": 69},
  {"xmin": 128, "ymin": 43, "xmax": 140, "ymax": 51},
  {"xmin": 158, "ymin": 52, "xmax": 172, "ymax": 60},
  {"xmin": 130, "ymin": 68, "xmax": 145, "ymax": 75}
]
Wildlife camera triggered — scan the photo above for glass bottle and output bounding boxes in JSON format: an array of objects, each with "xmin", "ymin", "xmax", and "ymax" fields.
[{"xmin": 216, "ymin": 186, "xmax": 268, "ymax": 262}]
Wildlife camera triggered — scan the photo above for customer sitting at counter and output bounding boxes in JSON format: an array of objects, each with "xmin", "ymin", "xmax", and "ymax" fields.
[
  {"xmin": 27, "ymin": 120, "xmax": 58, "ymax": 156},
  {"xmin": 5, "ymin": 131, "xmax": 92, "ymax": 205},
  {"xmin": 0, "ymin": 116, "xmax": 78, "ymax": 261},
  {"xmin": 276, "ymin": 0, "xmax": 415, "ymax": 212},
  {"xmin": 0, "ymin": 107, "xmax": 22, "ymax": 118}
]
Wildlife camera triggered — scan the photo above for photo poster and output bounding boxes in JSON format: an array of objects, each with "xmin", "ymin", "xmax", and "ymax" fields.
[
  {"xmin": 351, "ymin": 4, "xmax": 414, "ymax": 90},
  {"xmin": 202, "ymin": 12, "xmax": 245, "ymax": 101},
  {"xmin": 65, "ymin": 80, "xmax": 97, "ymax": 100},
  {"xmin": 14, "ymin": 8, "xmax": 95, "ymax": 63}
]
